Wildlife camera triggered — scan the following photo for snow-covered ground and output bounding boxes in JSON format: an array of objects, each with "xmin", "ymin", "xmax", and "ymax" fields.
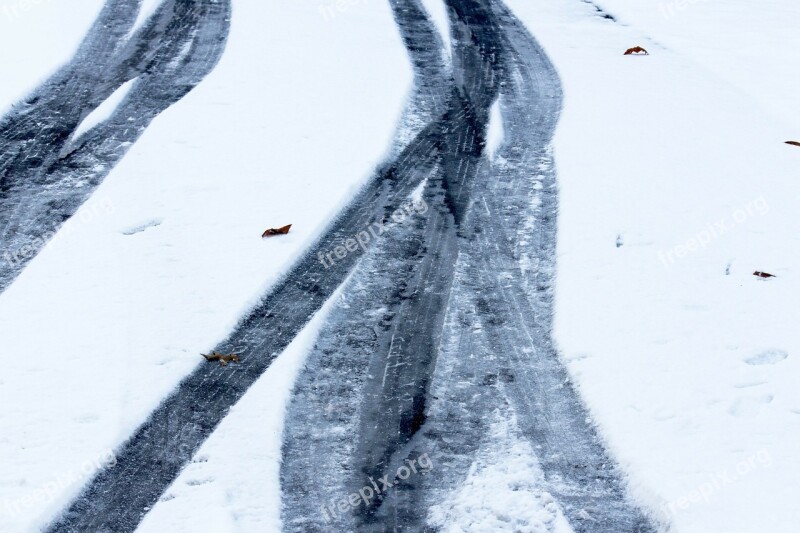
[
  {"xmin": 428, "ymin": 411, "xmax": 573, "ymax": 533},
  {"xmin": 136, "ymin": 288, "xmax": 341, "ymax": 533},
  {"xmin": 596, "ymin": 0, "xmax": 800, "ymax": 132},
  {"xmin": 2, "ymin": 0, "xmax": 799, "ymax": 532},
  {"xmin": 0, "ymin": 1, "xmax": 410, "ymax": 531},
  {"xmin": 505, "ymin": 0, "xmax": 800, "ymax": 531},
  {"xmin": 0, "ymin": 0, "xmax": 105, "ymax": 115}
]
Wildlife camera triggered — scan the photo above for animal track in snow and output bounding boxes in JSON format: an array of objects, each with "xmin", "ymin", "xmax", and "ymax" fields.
[{"xmin": 729, "ymin": 394, "xmax": 774, "ymax": 418}]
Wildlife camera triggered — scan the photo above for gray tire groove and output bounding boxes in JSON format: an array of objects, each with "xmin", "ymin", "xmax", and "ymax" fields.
[
  {"xmin": 281, "ymin": 0, "xmax": 657, "ymax": 531},
  {"xmin": 278, "ymin": 0, "xmax": 510, "ymax": 531},
  {"xmin": 280, "ymin": 1, "xmax": 462, "ymax": 530},
  {"xmin": 45, "ymin": 7, "xmax": 456, "ymax": 529},
  {"xmin": 0, "ymin": 0, "xmax": 231, "ymax": 293},
  {"xmin": 41, "ymin": 0, "xmax": 659, "ymax": 531}
]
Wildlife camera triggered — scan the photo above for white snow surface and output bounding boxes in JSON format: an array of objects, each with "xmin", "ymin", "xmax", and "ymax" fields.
[
  {"xmin": 136, "ymin": 286, "xmax": 342, "ymax": 533},
  {"xmin": 505, "ymin": 0, "xmax": 800, "ymax": 531},
  {"xmin": 596, "ymin": 0, "xmax": 800, "ymax": 132},
  {"xmin": 428, "ymin": 410, "xmax": 573, "ymax": 533},
  {"xmin": 2, "ymin": 0, "xmax": 800, "ymax": 532},
  {"xmin": 0, "ymin": 0, "xmax": 105, "ymax": 115},
  {"xmin": 70, "ymin": 77, "xmax": 137, "ymax": 143},
  {"xmin": 485, "ymin": 97, "xmax": 504, "ymax": 162},
  {"xmin": 0, "ymin": 0, "xmax": 411, "ymax": 531},
  {"xmin": 129, "ymin": 0, "xmax": 164, "ymax": 37},
  {"xmin": 420, "ymin": 0, "xmax": 451, "ymax": 59}
]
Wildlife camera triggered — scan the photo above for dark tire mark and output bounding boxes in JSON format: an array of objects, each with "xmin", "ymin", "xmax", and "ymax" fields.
[
  {"xmin": 468, "ymin": 3, "xmax": 652, "ymax": 529},
  {"xmin": 280, "ymin": 0, "xmax": 506, "ymax": 531},
  {"xmin": 0, "ymin": 0, "xmax": 231, "ymax": 293},
  {"xmin": 281, "ymin": 0, "xmax": 657, "ymax": 531},
  {"xmin": 389, "ymin": 0, "xmax": 452, "ymax": 131},
  {"xmin": 280, "ymin": 2, "xmax": 461, "ymax": 530},
  {"xmin": 43, "ymin": 0, "xmax": 658, "ymax": 530}
]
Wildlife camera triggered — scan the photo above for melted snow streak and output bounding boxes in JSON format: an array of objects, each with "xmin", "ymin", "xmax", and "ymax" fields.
[{"xmin": 0, "ymin": 0, "xmax": 231, "ymax": 294}]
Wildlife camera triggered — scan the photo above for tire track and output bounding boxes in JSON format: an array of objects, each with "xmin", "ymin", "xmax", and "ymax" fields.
[
  {"xmin": 458, "ymin": 3, "xmax": 654, "ymax": 529},
  {"xmin": 280, "ymin": 1, "xmax": 503, "ymax": 530},
  {"xmin": 281, "ymin": 0, "xmax": 657, "ymax": 531},
  {"xmin": 44, "ymin": 0, "xmax": 658, "ymax": 531},
  {"xmin": 45, "ymin": 2, "xmax": 455, "ymax": 529},
  {"xmin": 0, "ymin": 0, "xmax": 231, "ymax": 293}
]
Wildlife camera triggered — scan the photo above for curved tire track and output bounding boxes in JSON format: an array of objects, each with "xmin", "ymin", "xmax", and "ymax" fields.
[
  {"xmin": 42, "ymin": 0, "xmax": 657, "ymax": 531},
  {"xmin": 45, "ymin": 2, "xmax": 455, "ymax": 530},
  {"xmin": 281, "ymin": 0, "xmax": 657, "ymax": 531},
  {"xmin": 0, "ymin": 0, "xmax": 231, "ymax": 293}
]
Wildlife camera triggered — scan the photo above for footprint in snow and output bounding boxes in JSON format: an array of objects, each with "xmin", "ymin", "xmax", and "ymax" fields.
[
  {"xmin": 745, "ymin": 349, "xmax": 788, "ymax": 366},
  {"xmin": 729, "ymin": 394, "xmax": 773, "ymax": 418},
  {"xmin": 185, "ymin": 477, "xmax": 214, "ymax": 487},
  {"xmin": 121, "ymin": 218, "xmax": 163, "ymax": 235},
  {"xmin": 733, "ymin": 380, "xmax": 767, "ymax": 389}
]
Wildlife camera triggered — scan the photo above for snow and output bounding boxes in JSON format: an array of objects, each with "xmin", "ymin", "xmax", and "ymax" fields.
[
  {"xmin": 69, "ymin": 78, "xmax": 137, "ymax": 143},
  {"xmin": 2, "ymin": 0, "xmax": 799, "ymax": 531},
  {"xmin": 0, "ymin": 0, "xmax": 105, "ymax": 114},
  {"xmin": 428, "ymin": 410, "xmax": 573, "ymax": 533},
  {"xmin": 0, "ymin": 0, "xmax": 411, "ymax": 531},
  {"xmin": 420, "ymin": 0, "xmax": 451, "ymax": 58},
  {"xmin": 485, "ymin": 97, "xmax": 504, "ymax": 162},
  {"xmin": 129, "ymin": 0, "xmax": 164, "ymax": 37},
  {"xmin": 136, "ymin": 286, "xmax": 341, "ymax": 533},
  {"xmin": 504, "ymin": 0, "xmax": 800, "ymax": 531},
  {"xmin": 595, "ymin": 0, "xmax": 800, "ymax": 132}
]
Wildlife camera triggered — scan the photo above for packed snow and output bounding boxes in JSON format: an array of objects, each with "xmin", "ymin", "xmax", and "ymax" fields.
[{"xmin": 428, "ymin": 410, "xmax": 573, "ymax": 533}]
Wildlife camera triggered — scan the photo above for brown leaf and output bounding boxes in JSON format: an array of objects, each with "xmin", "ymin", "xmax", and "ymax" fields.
[
  {"xmin": 624, "ymin": 46, "xmax": 649, "ymax": 55},
  {"xmin": 201, "ymin": 351, "xmax": 241, "ymax": 366},
  {"xmin": 753, "ymin": 271, "xmax": 776, "ymax": 279},
  {"xmin": 786, "ymin": 141, "xmax": 800, "ymax": 147},
  {"xmin": 262, "ymin": 224, "xmax": 292, "ymax": 237}
]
